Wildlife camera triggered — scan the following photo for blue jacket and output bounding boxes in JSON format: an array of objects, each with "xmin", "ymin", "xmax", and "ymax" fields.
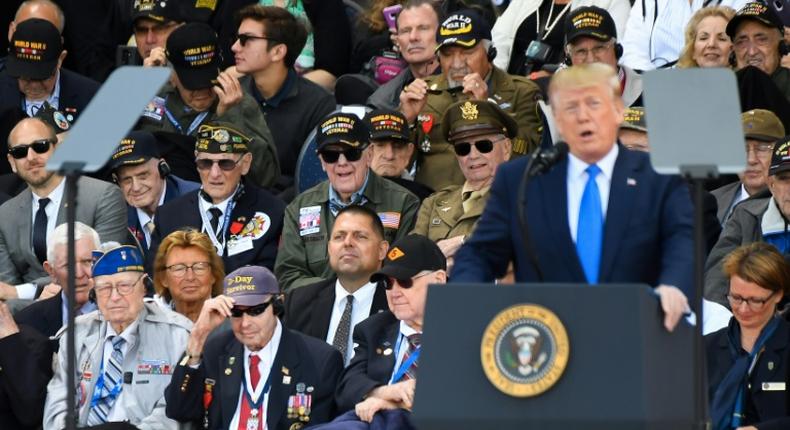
[{"xmin": 451, "ymin": 146, "xmax": 695, "ymax": 298}]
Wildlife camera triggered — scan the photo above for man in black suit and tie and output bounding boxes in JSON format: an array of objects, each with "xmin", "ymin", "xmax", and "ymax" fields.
[
  {"xmin": 108, "ymin": 130, "xmax": 199, "ymax": 252},
  {"xmin": 284, "ymin": 205, "xmax": 389, "ymax": 365},
  {"xmin": 165, "ymin": 265, "xmax": 343, "ymax": 429},
  {"xmin": 451, "ymin": 63, "xmax": 694, "ymax": 332},
  {"xmin": 14, "ymin": 221, "xmax": 99, "ymax": 344}
]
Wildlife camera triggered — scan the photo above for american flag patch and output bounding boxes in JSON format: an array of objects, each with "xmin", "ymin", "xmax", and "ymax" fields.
[{"xmin": 378, "ymin": 212, "xmax": 401, "ymax": 229}]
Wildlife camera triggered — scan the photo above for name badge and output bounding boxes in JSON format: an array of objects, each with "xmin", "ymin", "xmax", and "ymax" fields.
[
  {"xmin": 762, "ymin": 382, "xmax": 786, "ymax": 391},
  {"xmin": 227, "ymin": 237, "xmax": 254, "ymax": 256}
]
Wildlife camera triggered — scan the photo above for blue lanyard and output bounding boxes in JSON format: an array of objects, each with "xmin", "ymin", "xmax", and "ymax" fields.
[
  {"xmin": 89, "ymin": 356, "xmax": 123, "ymax": 408},
  {"xmin": 163, "ymin": 96, "xmax": 209, "ymax": 135},
  {"xmin": 729, "ymin": 317, "xmax": 780, "ymax": 428},
  {"xmin": 390, "ymin": 333, "xmax": 421, "ymax": 383},
  {"xmin": 242, "ymin": 363, "xmax": 273, "ymax": 411}
]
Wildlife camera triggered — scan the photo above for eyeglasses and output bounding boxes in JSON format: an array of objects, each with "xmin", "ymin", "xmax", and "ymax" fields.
[
  {"xmin": 230, "ymin": 300, "xmax": 275, "ymax": 318},
  {"xmin": 726, "ymin": 292, "xmax": 776, "ymax": 311},
  {"xmin": 9, "ymin": 138, "xmax": 56, "ymax": 159},
  {"xmin": 236, "ymin": 34, "xmax": 279, "ymax": 47},
  {"xmin": 165, "ymin": 262, "xmax": 211, "ymax": 278},
  {"xmin": 93, "ymin": 273, "xmax": 146, "ymax": 298},
  {"xmin": 569, "ymin": 40, "xmax": 615, "ymax": 61},
  {"xmin": 746, "ymin": 142, "xmax": 774, "ymax": 155},
  {"xmin": 383, "ymin": 270, "xmax": 433, "ymax": 290},
  {"xmin": 452, "ymin": 137, "xmax": 505, "ymax": 156},
  {"xmin": 195, "ymin": 156, "xmax": 243, "ymax": 171},
  {"xmin": 318, "ymin": 147, "xmax": 364, "ymax": 163}
]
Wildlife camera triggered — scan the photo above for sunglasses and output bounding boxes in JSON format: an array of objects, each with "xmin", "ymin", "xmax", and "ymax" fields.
[
  {"xmin": 195, "ymin": 156, "xmax": 242, "ymax": 171},
  {"xmin": 230, "ymin": 300, "xmax": 274, "ymax": 318},
  {"xmin": 383, "ymin": 271, "xmax": 433, "ymax": 290},
  {"xmin": 318, "ymin": 147, "xmax": 364, "ymax": 163},
  {"xmin": 426, "ymin": 86, "xmax": 464, "ymax": 96},
  {"xmin": 453, "ymin": 137, "xmax": 505, "ymax": 157},
  {"xmin": 9, "ymin": 138, "xmax": 55, "ymax": 159},
  {"xmin": 236, "ymin": 33, "xmax": 279, "ymax": 47}
]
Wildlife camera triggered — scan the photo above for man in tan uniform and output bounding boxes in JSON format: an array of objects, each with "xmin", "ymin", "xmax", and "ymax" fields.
[
  {"xmin": 400, "ymin": 9, "xmax": 542, "ymax": 191},
  {"xmin": 412, "ymin": 99, "xmax": 516, "ymax": 271}
]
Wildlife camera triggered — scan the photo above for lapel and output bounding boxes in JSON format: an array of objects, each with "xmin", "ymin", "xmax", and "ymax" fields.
[
  {"xmin": 54, "ymin": 177, "xmax": 72, "ymax": 226},
  {"xmin": 309, "ymin": 279, "xmax": 336, "ymax": 340},
  {"xmin": 78, "ymin": 319, "xmax": 105, "ymax": 422},
  {"xmin": 598, "ymin": 149, "xmax": 639, "ymax": 281},
  {"xmin": 371, "ymin": 316, "xmax": 400, "ymax": 381},
  {"xmin": 163, "ymin": 176, "xmax": 179, "ymax": 203},
  {"xmin": 537, "ymin": 158, "xmax": 585, "ymax": 281},
  {"xmin": 370, "ymin": 284, "xmax": 388, "ymax": 316},
  {"xmin": 754, "ymin": 319, "xmax": 790, "ymax": 386},
  {"xmin": 434, "ymin": 188, "xmax": 463, "ymax": 227},
  {"xmin": 267, "ymin": 329, "xmax": 300, "ymax": 429},
  {"xmin": 17, "ymin": 189, "xmax": 37, "ymax": 269},
  {"xmin": 223, "ymin": 185, "xmax": 256, "ymax": 241},
  {"xmin": 219, "ymin": 340, "xmax": 244, "ymax": 429},
  {"xmin": 181, "ymin": 191, "xmax": 204, "ymax": 230}
]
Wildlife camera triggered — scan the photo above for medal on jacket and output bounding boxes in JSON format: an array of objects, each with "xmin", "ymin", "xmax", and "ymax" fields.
[
  {"xmin": 203, "ymin": 379, "xmax": 215, "ymax": 429},
  {"xmin": 246, "ymin": 409, "xmax": 259, "ymax": 430},
  {"xmin": 418, "ymin": 114, "xmax": 433, "ymax": 153}
]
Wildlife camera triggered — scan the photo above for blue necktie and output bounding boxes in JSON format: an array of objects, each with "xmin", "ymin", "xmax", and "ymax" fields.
[
  {"xmin": 576, "ymin": 164, "xmax": 603, "ymax": 284},
  {"xmin": 87, "ymin": 336, "xmax": 126, "ymax": 425}
]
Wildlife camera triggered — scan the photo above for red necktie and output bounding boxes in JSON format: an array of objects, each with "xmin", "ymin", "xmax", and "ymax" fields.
[{"xmin": 237, "ymin": 354, "xmax": 261, "ymax": 430}]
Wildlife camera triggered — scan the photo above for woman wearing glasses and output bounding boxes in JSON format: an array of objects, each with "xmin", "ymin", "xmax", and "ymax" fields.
[
  {"xmin": 153, "ymin": 229, "xmax": 225, "ymax": 322},
  {"xmin": 706, "ymin": 242, "xmax": 790, "ymax": 430}
]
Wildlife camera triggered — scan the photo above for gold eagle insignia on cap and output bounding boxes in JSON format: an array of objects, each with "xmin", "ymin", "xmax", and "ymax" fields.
[{"xmin": 461, "ymin": 101, "xmax": 478, "ymax": 120}]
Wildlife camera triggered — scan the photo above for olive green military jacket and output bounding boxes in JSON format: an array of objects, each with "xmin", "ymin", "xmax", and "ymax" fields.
[
  {"xmin": 412, "ymin": 185, "xmax": 488, "ymax": 242},
  {"xmin": 411, "ymin": 67, "xmax": 543, "ymax": 190},
  {"xmin": 274, "ymin": 171, "xmax": 421, "ymax": 291},
  {"xmin": 138, "ymin": 85, "xmax": 281, "ymax": 189}
]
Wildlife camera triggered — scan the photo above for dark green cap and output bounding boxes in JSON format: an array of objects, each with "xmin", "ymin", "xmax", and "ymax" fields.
[
  {"xmin": 440, "ymin": 100, "xmax": 518, "ymax": 142},
  {"xmin": 621, "ymin": 107, "xmax": 647, "ymax": 133}
]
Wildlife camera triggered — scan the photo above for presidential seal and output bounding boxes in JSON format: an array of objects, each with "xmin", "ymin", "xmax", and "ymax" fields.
[{"xmin": 480, "ymin": 304, "xmax": 569, "ymax": 397}]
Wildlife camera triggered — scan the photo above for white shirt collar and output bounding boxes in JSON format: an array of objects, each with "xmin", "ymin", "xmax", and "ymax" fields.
[
  {"xmin": 567, "ymin": 143, "xmax": 619, "ymax": 181},
  {"xmin": 333, "ymin": 280, "xmax": 377, "ymax": 308},
  {"xmin": 243, "ymin": 319, "xmax": 282, "ymax": 400},
  {"xmin": 31, "ymin": 175, "xmax": 65, "ymax": 203},
  {"xmin": 198, "ymin": 191, "xmax": 233, "ymax": 215},
  {"xmin": 399, "ymin": 319, "xmax": 421, "ymax": 337}
]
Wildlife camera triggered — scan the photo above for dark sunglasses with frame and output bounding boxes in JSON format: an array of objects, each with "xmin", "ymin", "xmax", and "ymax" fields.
[
  {"xmin": 9, "ymin": 138, "xmax": 56, "ymax": 159},
  {"xmin": 452, "ymin": 136, "xmax": 506, "ymax": 157},
  {"xmin": 235, "ymin": 33, "xmax": 281, "ymax": 47},
  {"xmin": 318, "ymin": 146, "xmax": 365, "ymax": 163},
  {"xmin": 195, "ymin": 155, "xmax": 244, "ymax": 171},
  {"xmin": 230, "ymin": 298, "xmax": 277, "ymax": 318}
]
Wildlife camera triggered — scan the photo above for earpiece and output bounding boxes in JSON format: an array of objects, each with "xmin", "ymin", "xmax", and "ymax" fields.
[
  {"xmin": 88, "ymin": 288, "xmax": 96, "ymax": 303},
  {"xmin": 272, "ymin": 295, "xmax": 284, "ymax": 317},
  {"xmin": 487, "ymin": 45, "xmax": 498, "ymax": 62},
  {"xmin": 614, "ymin": 42, "xmax": 623, "ymax": 59},
  {"xmin": 158, "ymin": 159, "xmax": 171, "ymax": 178}
]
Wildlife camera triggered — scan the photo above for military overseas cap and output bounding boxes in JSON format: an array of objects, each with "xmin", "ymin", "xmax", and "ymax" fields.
[
  {"xmin": 435, "ymin": 9, "xmax": 492, "ymax": 51},
  {"xmin": 33, "ymin": 101, "xmax": 70, "ymax": 134},
  {"xmin": 365, "ymin": 109, "xmax": 410, "ymax": 142},
  {"xmin": 166, "ymin": 23, "xmax": 220, "ymax": 90},
  {"xmin": 7, "ymin": 19, "xmax": 63, "ymax": 80},
  {"xmin": 742, "ymin": 109, "xmax": 785, "ymax": 142},
  {"xmin": 441, "ymin": 100, "xmax": 518, "ymax": 142},
  {"xmin": 224, "ymin": 266, "xmax": 280, "ymax": 306},
  {"xmin": 92, "ymin": 245, "xmax": 145, "ymax": 277},
  {"xmin": 726, "ymin": 2, "xmax": 783, "ymax": 39},
  {"xmin": 109, "ymin": 131, "xmax": 161, "ymax": 171},
  {"xmin": 316, "ymin": 113, "xmax": 370, "ymax": 150},
  {"xmin": 132, "ymin": 0, "xmax": 181, "ymax": 23},
  {"xmin": 565, "ymin": 6, "xmax": 618, "ymax": 44},
  {"xmin": 769, "ymin": 137, "xmax": 790, "ymax": 176},
  {"xmin": 370, "ymin": 234, "xmax": 447, "ymax": 283},
  {"xmin": 196, "ymin": 122, "xmax": 250, "ymax": 154},
  {"xmin": 620, "ymin": 107, "xmax": 647, "ymax": 133}
]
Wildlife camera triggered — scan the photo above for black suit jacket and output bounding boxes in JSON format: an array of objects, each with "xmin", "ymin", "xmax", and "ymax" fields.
[
  {"xmin": 148, "ymin": 182, "xmax": 285, "ymax": 274},
  {"xmin": 335, "ymin": 311, "xmax": 400, "ymax": 412},
  {"xmin": 283, "ymin": 277, "xmax": 389, "ymax": 341},
  {"xmin": 0, "ymin": 326, "xmax": 53, "ymax": 429},
  {"xmin": 14, "ymin": 293, "xmax": 63, "ymax": 341},
  {"xmin": 165, "ymin": 325, "xmax": 343, "ymax": 430},
  {"xmin": 706, "ymin": 319, "xmax": 790, "ymax": 430}
]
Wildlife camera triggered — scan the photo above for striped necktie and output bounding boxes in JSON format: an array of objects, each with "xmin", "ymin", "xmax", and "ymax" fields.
[
  {"xmin": 87, "ymin": 336, "xmax": 126, "ymax": 425},
  {"xmin": 397, "ymin": 334, "xmax": 421, "ymax": 382}
]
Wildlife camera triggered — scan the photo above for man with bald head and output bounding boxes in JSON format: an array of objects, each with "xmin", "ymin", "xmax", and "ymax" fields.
[{"xmin": 0, "ymin": 118, "xmax": 127, "ymax": 301}]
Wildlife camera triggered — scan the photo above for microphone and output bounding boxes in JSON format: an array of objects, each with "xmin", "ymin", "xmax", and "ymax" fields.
[{"xmin": 528, "ymin": 141, "xmax": 569, "ymax": 177}]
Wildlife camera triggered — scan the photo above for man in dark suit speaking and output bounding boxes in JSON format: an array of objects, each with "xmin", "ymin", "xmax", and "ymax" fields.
[{"xmin": 452, "ymin": 63, "xmax": 695, "ymax": 332}]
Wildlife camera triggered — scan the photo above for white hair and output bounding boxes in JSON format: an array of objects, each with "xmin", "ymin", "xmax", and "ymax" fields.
[{"xmin": 46, "ymin": 222, "xmax": 100, "ymax": 263}]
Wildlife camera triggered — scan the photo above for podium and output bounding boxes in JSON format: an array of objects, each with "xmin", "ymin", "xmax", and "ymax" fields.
[{"xmin": 412, "ymin": 284, "xmax": 699, "ymax": 430}]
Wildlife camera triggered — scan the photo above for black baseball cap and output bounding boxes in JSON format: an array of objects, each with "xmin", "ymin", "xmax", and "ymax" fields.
[
  {"xmin": 132, "ymin": 0, "xmax": 181, "ymax": 23},
  {"xmin": 726, "ymin": 2, "xmax": 783, "ymax": 39},
  {"xmin": 565, "ymin": 6, "xmax": 617, "ymax": 45},
  {"xmin": 7, "ymin": 18, "xmax": 62, "ymax": 80},
  {"xmin": 770, "ymin": 137, "xmax": 790, "ymax": 176},
  {"xmin": 109, "ymin": 131, "xmax": 161, "ymax": 171},
  {"xmin": 316, "ymin": 113, "xmax": 370, "ymax": 150},
  {"xmin": 435, "ymin": 9, "xmax": 492, "ymax": 51},
  {"xmin": 166, "ymin": 23, "xmax": 220, "ymax": 90},
  {"xmin": 370, "ymin": 234, "xmax": 447, "ymax": 282},
  {"xmin": 365, "ymin": 109, "xmax": 410, "ymax": 142}
]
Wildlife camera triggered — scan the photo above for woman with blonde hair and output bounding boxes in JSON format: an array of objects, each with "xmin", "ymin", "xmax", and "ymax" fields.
[
  {"xmin": 677, "ymin": 6, "xmax": 736, "ymax": 69},
  {"xmin": 153, "ymin": 229, "xmax": 224, "ymax": 322}
]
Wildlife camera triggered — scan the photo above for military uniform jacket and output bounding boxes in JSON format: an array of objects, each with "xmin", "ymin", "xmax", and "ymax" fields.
[
  {"xmin": 411, "ymin": 185, "xmax": 488, "ymax": 242},
  {"xmin": 274, "ymin": 172, "xmax": 420, "ymax": 291},
  {"xmin": 43, "ymin": 303, "xmax": 192, "ymax": 429},
  {"xmin": 137, "ymin": 85, "xmax": 281, "ymax": 189},
  {"xmin": 165, "ymin": 325, "xmax": 343, "ymax": 430},
  {"xmin": 411, "ymin": 67, "xmax": 542, "ymax": 190},
  {"xmin": 149, "ymin": 182, "xmax": 286, "ymax": 274}
]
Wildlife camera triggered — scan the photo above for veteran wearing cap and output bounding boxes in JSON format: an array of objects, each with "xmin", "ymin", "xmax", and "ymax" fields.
[
  {"xmin": 137, "ymin": 22, "xmax": 280, "ymax": 189},
  {"xmin": 131, "ymin": 0, "xmax": 183, "ymax": 67},
  {"xmin": 274, "ymin": 113, "xmax": 420, "ymax": 291},
  {"xmin": 317, "ymin": 235, "xmax": 446, "ymax": 427},
  {"xmin": 412, "ymin": 100, "xmax": 514, "ymax": 271},
  {"xmin": 109, "ymin": 131, "xmax": 200, "ymax": 251},
  {"xmin": 149, "ymin": 121, "xmax": 285, "ymax": 275},
  {"xmin": 705, "ymin": 139, "xmax": 790, "ymax": 306},
  {"xmin": 618, "ymin": 107, "xmax": 649, "ymax": 152},
  {"xmin": 366, "ymin": 108, "xmax": 434, "ymax": 201},
  {"xmin": 728, "ymin": 2, "xmax": 790, "ymax": 102},
  {"xmin": 399, "ymin": 9, "xmax": 543, "ymax": 191},
  {"xmin": 165, "ymin": 265, "xmax": 343, "ymax": 430},
  {"xmin": 711, "ymin": 109, "xmax": 785, "ymax": 224},
  {"xmin": 44, "ymin": 244, "xmax": 192, "ymax": 428}
]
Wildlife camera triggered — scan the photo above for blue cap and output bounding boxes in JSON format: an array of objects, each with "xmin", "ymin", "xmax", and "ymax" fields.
[
  {"xmin": 224, "ymin": 266, "xmax": 280, "ymax": 306},
  {"xmin": 92, "ymin": 245, "xmax": 145, "ymax": 277}
]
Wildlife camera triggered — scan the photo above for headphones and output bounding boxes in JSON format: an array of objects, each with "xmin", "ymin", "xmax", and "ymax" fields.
[
  {"xmin": 111, "ymin": 159, "xmax": 172, "ymax": 183},
  {"xmin": 487, "ymin": 45, "xmax": 498, "ymax": 63},
  {"xmin": 272, "ymin": 295, "xmax": 285, "ymax": 317},
  {"xmin": 780, "ymin": 40, "xmax": 790, "ymax": 57},
  {"xmin": 563, "ymin": 40, "xmax": 623, "ymax": 66}
]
